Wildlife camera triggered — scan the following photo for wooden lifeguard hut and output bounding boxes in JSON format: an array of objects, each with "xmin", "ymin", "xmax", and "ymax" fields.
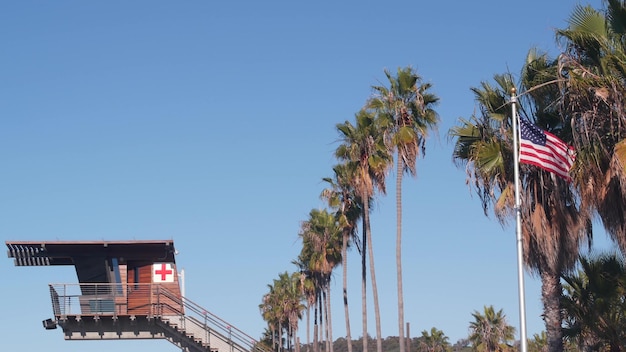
[{"xmin": 6, "ymin": 240, "xmax": 266, "ymax": 352}]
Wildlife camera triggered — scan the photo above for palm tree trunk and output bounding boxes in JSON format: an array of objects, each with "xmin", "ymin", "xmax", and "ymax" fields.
[
  {"xmin": 541, "ymin": 269, "xmax": 563, "ymax": 352},
  {"xmin": 306, "ymin": 304, "xmax": 311, "ymax": 352},
  {"xmin": 325, "ymin": 284, "xmax": 334, "ymax": 352},
  {"xmin": 366, "ymin": 200, "xmax": 383, "ymax": 352},
  {"xmin": 396, "ymin": 158, "xmax": 406, "ymax": 352},
  {"xmin": 288, "ymin": 325, "xmax": 292, "ymax": 352},
  {"xmin": 279, "ymin": 322, "xmax": 283, "ymax": 352},
  {"xmin": 318, "ymin": 293, "xmax": 324, "ymax": 352},
  {"xmin": 342, "ymin": 232, "xmax": 353, "ymax": 352},
  {"xmin": 272, "ymin": 327, "xmax": 277, "ymax": 352},
  {"xmin": 323, "ymin": 289, "xmax": 330, "ymax": 352},
  {"xmin": 362, "ymin": 205, "xmax": 368, "ymax": 352},
  {"xmin": 314, "ymin": 296, "xmax": 319, "ymax": 352}
]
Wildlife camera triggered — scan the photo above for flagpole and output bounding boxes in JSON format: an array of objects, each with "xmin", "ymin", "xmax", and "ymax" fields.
[{"xmin": 511, "ymin": 87, "xmax": 528, "ymax": 352}]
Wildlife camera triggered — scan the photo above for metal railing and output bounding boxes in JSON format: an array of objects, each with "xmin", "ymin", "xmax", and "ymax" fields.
[
  {"xmin": 48, "ymin": 283, "xmax": 270, "ymax": 352},
  {"xmin": 49, "ymin": 283, "xmax": 157, "ymax": 316},
  {"xmin": 157, "ymin": 287, "xmax": 268, "ymax": 352}
]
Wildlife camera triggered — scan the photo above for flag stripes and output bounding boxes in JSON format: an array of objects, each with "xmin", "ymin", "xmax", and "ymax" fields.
[{"xmin": 519, "ymin": 118, "xmax": 575, "ymax": 181}]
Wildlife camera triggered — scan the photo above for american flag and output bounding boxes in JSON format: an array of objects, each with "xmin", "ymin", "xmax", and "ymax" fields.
[{"xmin": 519, "ymin": 118, "xmax": 576, "ymax": 181}]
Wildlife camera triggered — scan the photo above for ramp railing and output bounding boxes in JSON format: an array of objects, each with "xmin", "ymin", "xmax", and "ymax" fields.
[{"xmin": 155, "ymin": 286, "xmax": 269, "ymax": 352}]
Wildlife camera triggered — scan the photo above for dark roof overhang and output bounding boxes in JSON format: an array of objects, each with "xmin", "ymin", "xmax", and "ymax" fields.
[{"xmin": 6, "ymin": 240, "xmax": 177, "ymax": 266}]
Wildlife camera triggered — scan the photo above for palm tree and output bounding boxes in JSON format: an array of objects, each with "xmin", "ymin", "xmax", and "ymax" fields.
[
  {"xmin": 321, "ymin": 163, "xmax": 362, "ymax": 352},
  {"xmin": 450, "ymin": 66, "xmax": 591, "ymax": 352},
  {"xmin": 519, "ymin": 50, "xmax": 597, "ymax": 352},
  {"xmin": 468, "ymin": 306, "xmax": 515, "ymax": 352},
  {"xmin": 292, "ymin": 256, "xmax": 317, "ymax": 352},
  {"xmin": 260, "ymin": 271, "xmax": 306, "ymax": 352},
  {"xmin": 418, "ymin": 327, "xmax": 451, "ymax": 352},
  {"xmin": 335, "ymin": 109, "xmax": 391, "ymax": 352},
  {"xmin": 260, "ymin": 281, "xmax": 281, "ymax": 352},
  {"xmin": 561, "ymin": 252, "xmax": 626, "ymax": 351},
  {"xmin": 451, "ymin": 338, "xmax": 471, "ymax": 352},
  {"xmin": 259, "ymin": 327, "xmax": 279, "ymax": 352},
  {"xmin": 282, "ymin": 272, "xmax": 306, "ymax": 352},
  {"xmin": 526, "ymin": 331, "xmax": 579, "ymax": 352},
  {"xmin": 293, "ymin": 242, "xmax": 323, "ymax": 352},
  {"xmin": 555, "ymin": 1, "xmax": 626, "ymax": 255},
  {"xmin": 298, "ymin": 208, "xmax": 343, "ymax": 352},
  {"xmin": 527, "ymin": 332, "xmax": 548, "ymax": 352},
  {"xmin": 368, "ymin": 66, "xmax": 440, "ymax": 352}
]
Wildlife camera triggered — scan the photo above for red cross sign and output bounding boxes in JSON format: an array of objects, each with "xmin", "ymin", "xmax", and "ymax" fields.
[{"xmin": 153, "ymin": 263, "xmax": 174, "ymax": 283}]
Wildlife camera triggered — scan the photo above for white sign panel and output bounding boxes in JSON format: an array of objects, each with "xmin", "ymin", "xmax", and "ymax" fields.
[{"xmin": 153, "ymin": 262, "xmax": 174, "ymax": 283}]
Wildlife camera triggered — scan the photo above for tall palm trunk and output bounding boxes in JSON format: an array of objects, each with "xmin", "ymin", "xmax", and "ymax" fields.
[
  {"xmin": 318, "ymin": 293, "xmax": 324, "ymax": 352},
  {"xmin": 541, "ymin": 269, "xmax": 563, "ymax": 352},
  {"xmin": 366, "ymin": 200, "xmax": 383, "ymax": 352},
  {"xmin": 325, "ymin": 284, "xmax": 334, "ymax": 352},
  {"xmin": 313, "ymin": 295, "xmax": 319, "ymax": 352},
  {"xmin": 272, "ymin": 326, "xmax": 277, "ymax": 352},
  {"xmin": 361, "ymin": 205, "xmax": 368, "ymax": 352},
  {"xmin": 279, "ymin": 322, "xmax": 283, "ymax": 352},
  {"xmin": 396, "ymin": 158, "xmax": 406, "ymax": 352},
  {"xmin": 306, "ymin": 304, "xmax": 311, "ymax": 352},
  {"xmin": 341, "ymin": 232, "xmax": 353, "ymax": 352},
  {"xmin": 323, "ymin": 289, "xmax": 329, "ymax": 352},
  {"xmin": 288, "ymin": 324, "xmax": 292, "ymax": 352}
]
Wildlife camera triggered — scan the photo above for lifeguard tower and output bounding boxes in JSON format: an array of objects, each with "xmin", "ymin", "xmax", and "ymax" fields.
[{"xmin": 6, "ymin": 240, "xmax": 266, "ymax": 352}]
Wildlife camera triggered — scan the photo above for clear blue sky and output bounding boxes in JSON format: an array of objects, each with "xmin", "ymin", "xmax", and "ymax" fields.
[{"xmin": 1, "ymin": 1, "xmax": 613, "ymax": 351}]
